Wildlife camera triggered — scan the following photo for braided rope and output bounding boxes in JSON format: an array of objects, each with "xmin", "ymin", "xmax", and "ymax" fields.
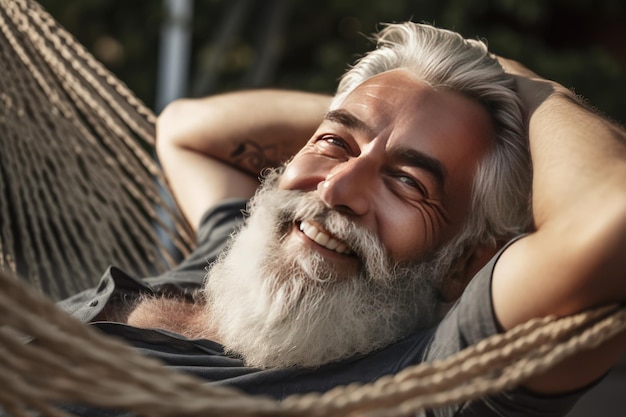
[
  {"xmin": 26, "ymin": 0, "xmax": 157, "ymax": 128},
  {"xmin": 0, "ymin": 0, "xmax": 194, "ymax": 299},
  {"xmin": 0, "ymin": 1, "xmax": 625, "ymax": 416},
  {"xmin": 9, "ymin": 0, "xmax": 194, "ymax": 250},
  {"xmin": 1, "ymin": 267, "xmax": 625, "ymax": 417}
]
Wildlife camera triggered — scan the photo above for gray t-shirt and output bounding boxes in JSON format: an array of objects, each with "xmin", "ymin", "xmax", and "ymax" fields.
[{"xmin": 57, "ymin": 199, "xmax": 585, "ymax": 417}]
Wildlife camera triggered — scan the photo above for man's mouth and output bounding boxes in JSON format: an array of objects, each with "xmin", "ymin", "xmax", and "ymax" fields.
[{"xmin": 298, "ymin": 220, "xmax": 353, "ymax": 255}]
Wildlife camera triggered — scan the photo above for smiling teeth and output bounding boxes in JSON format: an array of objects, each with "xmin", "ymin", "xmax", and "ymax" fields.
[{"xmin": 299, "ymin": 220, "xmax": 352, "ymax": 255}]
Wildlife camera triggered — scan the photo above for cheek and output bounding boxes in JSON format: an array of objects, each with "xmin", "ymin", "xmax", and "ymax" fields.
[
  {"xmin": 442, "ymin": 164, "xmax": 477, "ymax": 230},
  {"xmin": 279, "ymin": 153, "xmax": 334, "ymax": 191},
  {"xmin": 380, "ymin": 205, "xmax": 437, "ymax": 263},
  {"xmin": 445, "ymin": 187, "xmax": 472, "ymax": 231},
  {"xmin": 278, "ymin": 163, "xmax": 304, "ymax": 190}
]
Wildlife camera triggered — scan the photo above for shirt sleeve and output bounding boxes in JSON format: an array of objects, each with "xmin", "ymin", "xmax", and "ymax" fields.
[
  {"xmin": 424, "ymin": 236, "xmax": 585, "ymax": 417},
  {"xmin": 58, "ymin": 199, "xmax": 249, "ymax": 322},
  {"xmin": 147, "ymin": 198, "xmax": 248, "ymax": 287}
]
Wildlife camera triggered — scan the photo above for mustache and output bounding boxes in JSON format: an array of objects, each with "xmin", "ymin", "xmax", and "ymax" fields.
[
  {"xmin": 250, "ymin": 179, "xmax": 393, "ymax": 278},
  {"xmin": 271, "ymin": 190, "xmax": 375, "ymax": 254}
]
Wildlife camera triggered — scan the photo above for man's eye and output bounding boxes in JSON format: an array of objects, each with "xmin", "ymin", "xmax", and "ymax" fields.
[
  {"xmin": 315, "ymin": 135, "xmax": 353, "ymax": 158},
  {"xmin": 321, "ymin": 135, "xmax": 347, "ymax": 148},
  {"xmin": 395, "ymin": 174, "xmax": 427, "ymax": 196}
]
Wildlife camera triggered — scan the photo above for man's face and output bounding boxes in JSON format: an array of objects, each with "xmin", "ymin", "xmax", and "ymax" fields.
[
  {"xmin": 204, "ymin": 69, "xmax": 496, "ymax": 369},
  {"xmin": 279, "ymin": 69, "xmax": 495, "ymax": 273}
]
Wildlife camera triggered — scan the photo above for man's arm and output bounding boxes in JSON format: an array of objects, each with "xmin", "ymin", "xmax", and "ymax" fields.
[
  {"xmin": 492, "ymin": 59, "xmax": 626, "ymax": 393},
  {"xmin": 156, "ymin": 90, "xmax": 331, "ymax": 230}
]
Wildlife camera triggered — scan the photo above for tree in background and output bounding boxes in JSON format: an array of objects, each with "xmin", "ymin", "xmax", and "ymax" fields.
[{"xmin": 39, "ymin": 0, "xmax": 625, "ymax": 124}]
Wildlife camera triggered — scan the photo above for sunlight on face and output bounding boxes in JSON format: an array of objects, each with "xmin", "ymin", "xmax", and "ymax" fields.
[
  {"xmin": 203, "ymin": 71, "xmax": 494, "ymax": 369},
  {"xmin": 203, "ymin": 173, "xmax": 469, "ymax": 369},
  {"xmin": 280, "ymin": 69, "xmax": 495, "ymax": 263}
]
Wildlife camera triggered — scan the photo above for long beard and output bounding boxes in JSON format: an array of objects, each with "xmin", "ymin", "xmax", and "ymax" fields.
[{"xmin": 203, "ymin": 172, "xmax": 450, "ymax": 369}]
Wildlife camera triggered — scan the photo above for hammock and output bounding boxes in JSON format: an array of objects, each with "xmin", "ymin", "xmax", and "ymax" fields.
[
  {"xmin": 1, "ymin": 1, "xmax": 625, "ymax": 416},
  {"xmin": 0, "ymin": 0, "xmax": 193, "ymax": 301}
]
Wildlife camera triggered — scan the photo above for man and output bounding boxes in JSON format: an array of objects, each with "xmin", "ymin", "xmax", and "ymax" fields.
[{"xmin": 59, "ymin": 23, "xmax": 626, "ymax": 416}]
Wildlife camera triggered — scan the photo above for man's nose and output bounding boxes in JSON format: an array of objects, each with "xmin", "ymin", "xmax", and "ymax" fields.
[{"xmin": 317, "ymin": 158, "xmax": 375, "ymax": 216}]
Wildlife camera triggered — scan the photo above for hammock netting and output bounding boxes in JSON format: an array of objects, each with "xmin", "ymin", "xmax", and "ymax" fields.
[
  {"xmin": 0, "ymin": 0, "xmax": 194, "ymax": 301},
  {"xmin": 0, "ymin": 0, "xmax": 625, "ymax": 416}
]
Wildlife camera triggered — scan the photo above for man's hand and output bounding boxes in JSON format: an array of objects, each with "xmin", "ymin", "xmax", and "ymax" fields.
[{"xmin": 496, "ymin": 56, "xmax": 573, "ymax": 115}]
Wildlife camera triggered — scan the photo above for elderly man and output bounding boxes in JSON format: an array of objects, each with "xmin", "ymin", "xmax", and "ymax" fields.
[{"xmin": 59, "ymin": 23, "xmax": 626, "ymax": 416}]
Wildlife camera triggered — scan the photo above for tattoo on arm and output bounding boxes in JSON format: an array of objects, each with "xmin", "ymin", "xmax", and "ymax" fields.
[{"xmin": 230, "ymin": 140, "xmax": 290, "ymax": 174}]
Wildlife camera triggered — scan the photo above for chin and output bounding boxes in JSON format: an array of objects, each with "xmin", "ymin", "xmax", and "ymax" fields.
[{"xmin": 201, "ymin": 181, "xmax": 440, "ymax": 369}]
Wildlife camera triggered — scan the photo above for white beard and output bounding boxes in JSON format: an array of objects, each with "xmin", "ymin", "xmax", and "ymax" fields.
[{"xmin": 202, "ymin": 172, "xmax": 455, "ymax": 369}]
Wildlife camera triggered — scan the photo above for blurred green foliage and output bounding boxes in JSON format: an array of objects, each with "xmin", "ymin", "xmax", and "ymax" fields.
[{"xmin": 39, "ymin": 0, "xmax": 625, "ymax": 123}]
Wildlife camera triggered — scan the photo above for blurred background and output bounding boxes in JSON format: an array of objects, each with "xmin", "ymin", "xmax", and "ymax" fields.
[{"xmin": 39, "ymin": 0, "xmax": 625, "ymax": 123}]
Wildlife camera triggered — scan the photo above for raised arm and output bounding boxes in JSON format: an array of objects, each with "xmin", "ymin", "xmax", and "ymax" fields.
[
  {"xmin": 492, "ymin": 59, "xmax": 626, "ymax": 393},
  {"xmin": 156, "ymin": 90, "xmax": 331, "ymax": 230}
]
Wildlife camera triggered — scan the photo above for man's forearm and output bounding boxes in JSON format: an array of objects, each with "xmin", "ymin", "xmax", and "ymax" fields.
[
  {"xmin": 157, "ymin": 90, "xmax": 331, "ymax": 176},
  {"xmin": 155, "ymin": 89, "xmax": 331, "ymax": 229},
  {"xmin": 492, "ymin": 60, "xmax": 626, "ymax": 393},
  {"xmin": 527, "ymin": 89, "xmax": 626, "ymax": 229}
]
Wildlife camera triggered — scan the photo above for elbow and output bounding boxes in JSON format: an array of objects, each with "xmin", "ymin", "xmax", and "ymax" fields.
[{"xmin": 156, "ymin": 99, "xmax": 193, "ymax": 152}]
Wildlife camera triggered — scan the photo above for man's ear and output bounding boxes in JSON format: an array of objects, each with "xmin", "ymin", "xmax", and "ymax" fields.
[{"xmin": 439, "ymin": 241, "xmax": 501, "ymax": 303}]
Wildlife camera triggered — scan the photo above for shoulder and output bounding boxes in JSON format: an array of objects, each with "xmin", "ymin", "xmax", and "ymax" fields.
[
  {"xmin": 425, "ymin": 239, "xmax": 514, "ymax": 362},
  {"xmin": 169, "ymin": 198, "xmax": 249, "ymax": 274}
]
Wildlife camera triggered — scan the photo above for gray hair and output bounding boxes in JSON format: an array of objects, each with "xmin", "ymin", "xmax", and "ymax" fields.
[{"xmin": 331, "ymin": 22, "xmax": 532, "ymax": 252}]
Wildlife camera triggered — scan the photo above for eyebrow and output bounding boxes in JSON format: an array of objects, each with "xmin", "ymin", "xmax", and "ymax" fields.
[
  {"xmin": 392, "ymin": 147, "xmax": 447, "ymax": 191},
  {"xmin": 325, "ymin": 109, "xmax": 446, "ymax": 190},
  {"xmin": 324, "ymin": 109, "xmax": 374, "ymax": 135}
]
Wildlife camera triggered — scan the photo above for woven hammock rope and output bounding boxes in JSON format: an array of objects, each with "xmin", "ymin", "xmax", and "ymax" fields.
[
  {"xmin": 0, "ymin": 1, "xmax": 625, "ymax": 416},
  {"xmin": 2, "ymin": 267, "xmax": 626, "ymax": 417},
  {"xmin": 0, "ymin": 0, "xmax": 193, "ymax": 301}
]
